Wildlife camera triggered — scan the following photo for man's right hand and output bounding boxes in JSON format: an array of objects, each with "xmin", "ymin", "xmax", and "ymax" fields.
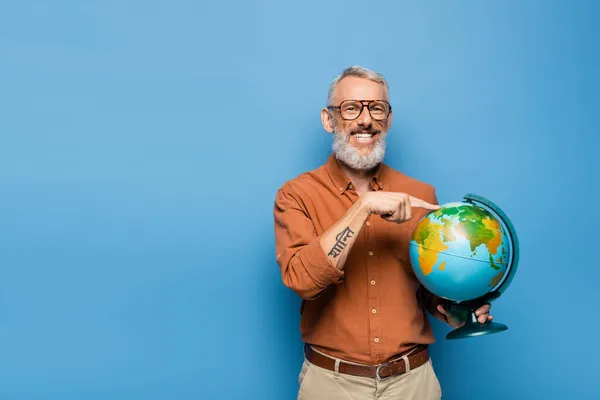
[{"xmin": 361, "ymin": 191, "xmax": 440, "ymax": 224}]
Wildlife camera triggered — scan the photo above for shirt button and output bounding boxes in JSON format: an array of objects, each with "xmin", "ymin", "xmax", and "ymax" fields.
[
  {"xmin": 366, "ymin": 221, "xmax": 371, "ymax": 226},
  {"xmin": 371, "ymin": 280, "xmax": 376, "ymax": 285},
  {"xmin": 369, "ymin": 251, "xmax": 374, "ymax": 256},
  {"xmin": 374, "ymin": 337, "xmax": 379, "ymax": 343},
  {"xmin": 372, "ymin": 308, "xmax": 377, "ymax": 314}
]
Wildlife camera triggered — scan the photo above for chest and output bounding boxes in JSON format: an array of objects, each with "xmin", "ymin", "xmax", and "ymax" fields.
[{"xmin": 304, "ymin": 189, "xmax": 426, "ymax": 264}]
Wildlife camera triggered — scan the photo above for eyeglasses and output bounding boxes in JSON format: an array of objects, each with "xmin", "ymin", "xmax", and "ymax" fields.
[{"xmin": 327, "ymin": 100, "xmax": 391, "ymax": 121}]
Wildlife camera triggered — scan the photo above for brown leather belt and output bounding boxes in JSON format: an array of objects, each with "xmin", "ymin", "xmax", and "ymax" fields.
[{"xmin": 304, "ymin": 344, "xmax": 429, "ymax": 381}]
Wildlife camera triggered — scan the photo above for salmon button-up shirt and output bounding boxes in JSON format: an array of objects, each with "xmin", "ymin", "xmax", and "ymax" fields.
[{"xmin": 273, "ymin": 154, "xmax": 440, "ymax": 365}]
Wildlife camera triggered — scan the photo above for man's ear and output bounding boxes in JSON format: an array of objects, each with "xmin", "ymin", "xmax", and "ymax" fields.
[
  {"xmin": 387, "ymin": 109, "xmax": 393, "ymax": 130},
  {"xmin": 321, "ymin": 108, "xmax": 335, "ymax": 133}
]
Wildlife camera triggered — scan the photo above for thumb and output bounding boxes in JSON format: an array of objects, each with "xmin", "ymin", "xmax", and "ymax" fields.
[
  {"xmin": 437, "ymin": 304, "xmax": 451, "ymax": 323},
  {"xmin": 437, "ymin": 304, "xmax": 449, "ymax": 316},
  {"xmin": 380, "ymin": 212, "xmax": 397, "ymax": 222},
  {"xmin": 437, "ymin": 304, "xmax": 456, "ymax": 326}
]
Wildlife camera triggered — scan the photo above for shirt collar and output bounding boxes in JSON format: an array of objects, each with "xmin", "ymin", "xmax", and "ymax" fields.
[{"xmin": 325, "ymin": 154, "xmax": 386, "ymax": 194}]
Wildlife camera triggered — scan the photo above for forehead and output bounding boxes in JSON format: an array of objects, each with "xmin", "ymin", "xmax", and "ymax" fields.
[{"xmin": 332, "ymin": 76, "xmax": 388, "ymax": 104}]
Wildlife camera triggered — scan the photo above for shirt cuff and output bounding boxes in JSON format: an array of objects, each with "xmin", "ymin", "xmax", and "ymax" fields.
[{"xmin": 298, "ymin": 237, "xmax": 344, "ymax": 288}]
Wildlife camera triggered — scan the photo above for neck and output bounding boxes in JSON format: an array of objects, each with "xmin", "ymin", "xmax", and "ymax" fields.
[{"xmin": 338, "ymin": 159, "xmax": 379, "ymax": 195}]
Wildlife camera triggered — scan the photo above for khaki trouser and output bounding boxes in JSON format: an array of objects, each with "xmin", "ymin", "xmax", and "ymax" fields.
[{"xmin": 297, "ymin": 347, "xmax": 443, "ymax": 400}]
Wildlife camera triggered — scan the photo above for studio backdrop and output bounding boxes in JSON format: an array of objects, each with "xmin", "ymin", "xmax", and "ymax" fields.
[{"xmin": 1, "ymin": 1, "xmax": 598, "ymax": 399}]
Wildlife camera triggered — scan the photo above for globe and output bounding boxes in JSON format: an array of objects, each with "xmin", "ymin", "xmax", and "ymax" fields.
[{"xmin": 409, "ymin": 193, "xmax": 520, "ymax": 339}]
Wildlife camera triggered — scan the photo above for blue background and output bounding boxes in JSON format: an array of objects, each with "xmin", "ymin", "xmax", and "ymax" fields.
[{"xmin": 1, "ymin": 1, "xmax": 599, "ymax": 399}]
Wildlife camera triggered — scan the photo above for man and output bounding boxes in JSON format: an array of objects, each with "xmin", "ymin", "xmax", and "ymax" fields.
[{"xmin": 273, "ymin": 66, "xmax": 492, "ymax": 399}]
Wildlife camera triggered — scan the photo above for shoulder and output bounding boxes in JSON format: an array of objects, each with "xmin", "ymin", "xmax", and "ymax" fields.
[
  {"xmin": 276, "ymin": 163, "xmax": 328, "ymax": 194},
  {"xmin": 274, "ymin": 163, "xmax": 329, "ymax": 207}
]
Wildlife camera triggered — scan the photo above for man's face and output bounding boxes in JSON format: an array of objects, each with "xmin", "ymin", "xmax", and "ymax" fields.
[{"xmin": 322, "ymin": 76, "xmax": 393, "ymax": 171}]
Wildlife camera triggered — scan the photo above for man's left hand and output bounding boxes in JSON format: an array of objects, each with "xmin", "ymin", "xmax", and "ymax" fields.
[{"xmin": 436, "ymin": 303, "xmax": 493, "ymax": 328}]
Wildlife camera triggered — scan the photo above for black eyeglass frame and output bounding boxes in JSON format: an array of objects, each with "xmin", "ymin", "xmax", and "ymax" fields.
[{"xmin": 327, "ymin": 100, "xmax": 392, "ymax": 121}]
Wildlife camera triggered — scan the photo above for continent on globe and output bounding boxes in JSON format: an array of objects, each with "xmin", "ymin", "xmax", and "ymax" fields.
[
  {"xmin": 409, "ymin": 202, "xmax": 510, "ymax": 302},
  {"xmin": 409, "ymin": 193, "xmax": 520, "ymax": 339}
]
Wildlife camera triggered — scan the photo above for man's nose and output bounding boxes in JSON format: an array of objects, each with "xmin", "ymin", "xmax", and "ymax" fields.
[{"xmin": 356, "ymin": 105, "xmax": 372, "ymax": 127}]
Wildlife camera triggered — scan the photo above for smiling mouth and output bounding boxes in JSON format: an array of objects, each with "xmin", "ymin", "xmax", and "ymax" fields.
[{"xmin": 352, "ymin": 131, "xmax": 378, "ymax": 143}]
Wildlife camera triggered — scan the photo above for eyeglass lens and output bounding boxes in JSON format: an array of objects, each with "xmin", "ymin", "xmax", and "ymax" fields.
[{"xmin": 340, "ymin": 101, "xmax": 390, "ymax": 120}]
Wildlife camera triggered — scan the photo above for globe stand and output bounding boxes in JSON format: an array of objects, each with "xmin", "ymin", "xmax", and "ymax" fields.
[{"xmin": 443, "ymin": 295, "xmax": 507, "ymax": 339}]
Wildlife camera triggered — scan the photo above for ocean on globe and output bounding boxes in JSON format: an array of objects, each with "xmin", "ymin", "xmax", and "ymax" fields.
[{"xmin": 409, "ymin": 201, "xmax": 510, "ymax": 302}]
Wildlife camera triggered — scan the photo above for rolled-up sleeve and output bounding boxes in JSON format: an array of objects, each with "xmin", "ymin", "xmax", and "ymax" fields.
[{"xmin": 273, "ymin": 188, "xmax": 343, "ymax": 300}]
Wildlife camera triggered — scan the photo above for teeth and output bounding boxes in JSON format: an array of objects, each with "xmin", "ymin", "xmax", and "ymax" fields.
[{"xmin": 354, "ymin": 134, "xmax": 373, "ymax": 138}]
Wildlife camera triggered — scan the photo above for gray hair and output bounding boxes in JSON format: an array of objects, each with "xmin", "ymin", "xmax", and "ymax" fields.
[{"xmin": 327, "ymin": 66, "xmax": 389, "ymax": 106}]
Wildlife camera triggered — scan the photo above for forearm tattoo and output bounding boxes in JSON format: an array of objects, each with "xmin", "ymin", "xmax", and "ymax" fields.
[{"xmin": 327, "ymin": 227, "xmax": 355, "ymax": 258}]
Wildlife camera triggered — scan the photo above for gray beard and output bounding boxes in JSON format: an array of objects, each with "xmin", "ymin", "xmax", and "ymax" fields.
[{"xmin": 332, "ymin": 129, "xmax": 387, "ymax": 171}]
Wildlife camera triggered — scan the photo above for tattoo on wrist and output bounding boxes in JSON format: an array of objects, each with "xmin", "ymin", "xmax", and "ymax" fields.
[{"xmin": 327, "ymin": 227, "xmax": 355, "ymax": 258}]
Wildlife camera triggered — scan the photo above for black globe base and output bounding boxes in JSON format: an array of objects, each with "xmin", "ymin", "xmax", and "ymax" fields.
[
  {"xmin": 442, "ymin": 293, "xmax": 507, "ymax": 340},
  {"xmin": 446, "ymin": 309, "xmax": 508, "ymax": 340}
]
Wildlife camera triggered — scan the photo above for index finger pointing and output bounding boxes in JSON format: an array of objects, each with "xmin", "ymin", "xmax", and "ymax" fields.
[{"xmin": 409, "ymin": 196, "xmax": 440, "ymax": 210}]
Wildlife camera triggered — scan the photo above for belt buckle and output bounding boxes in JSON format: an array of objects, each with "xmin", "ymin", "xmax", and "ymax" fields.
[
  {"xmin": 376, "ymin": 352, "xmax": 413, "ymax": 381},
  {"xmin": 375, "ymin": 361, "xmax": 393, "ymax": 381}
]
